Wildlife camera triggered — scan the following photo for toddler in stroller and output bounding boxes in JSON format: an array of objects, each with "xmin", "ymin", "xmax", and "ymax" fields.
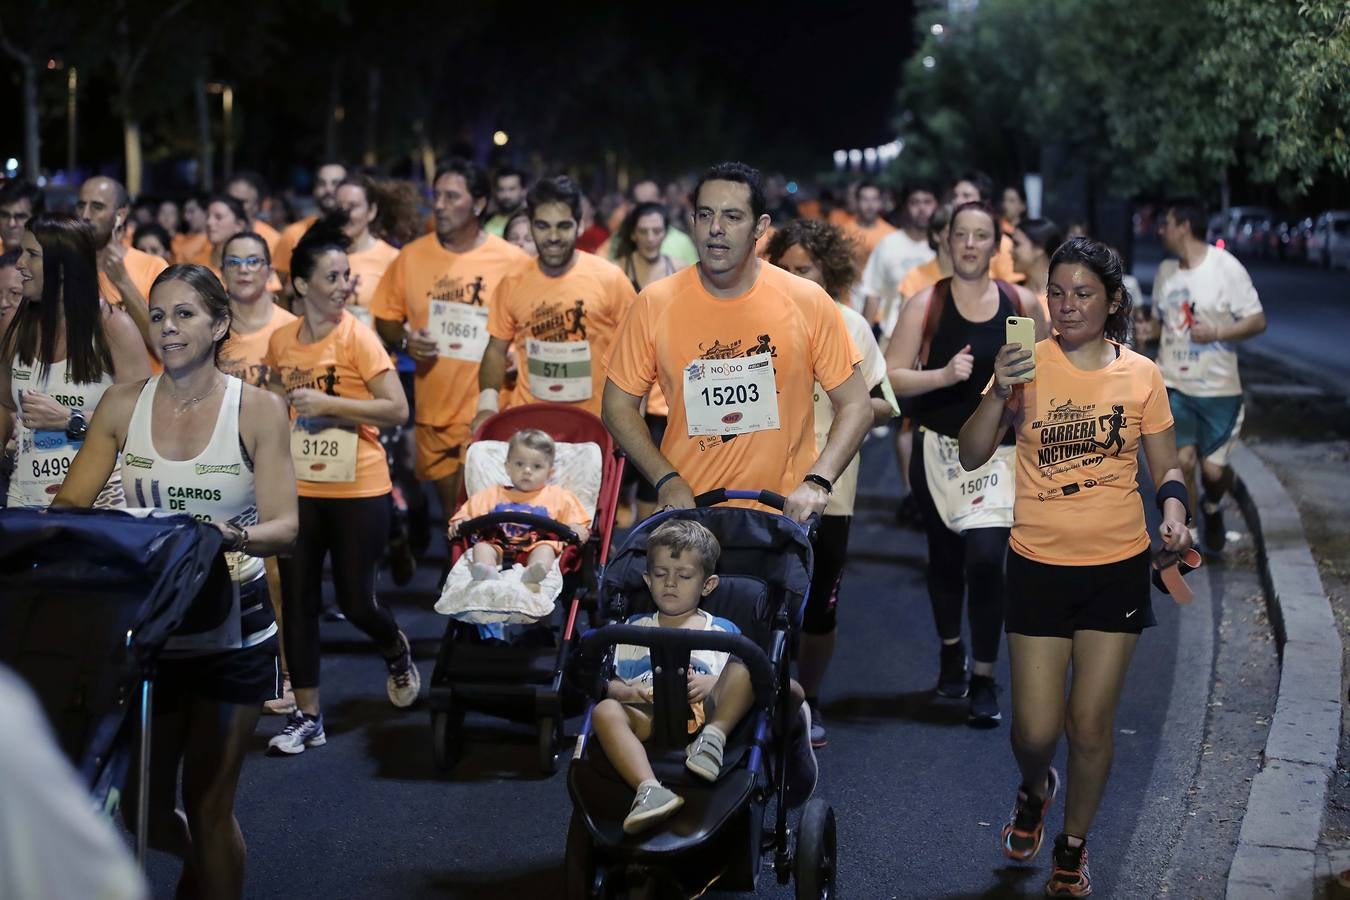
[
  {"xmin": 592, "ymin": 519, "xmax": 757, "ymax": 835},
  {"xmin": 567, "ymin": 493, "xmax": 832, "ymax": 898}
]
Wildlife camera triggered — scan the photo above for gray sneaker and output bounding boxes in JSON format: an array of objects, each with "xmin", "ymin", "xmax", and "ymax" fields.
[
  {"xmin": 623, "ymin": 783, "xmax": 684, "ymax": 835},
  {"xmin": 809, "ymin": 704, "xmax": 827, "ymax": 748},
  {"xmin": 785, "ymin": 704, "xmax": 819, "ymax": 809},
  {"xmin": 268, "ymin": 711, "xmax": 326, "ymax": 755},
  {"xmin": 386, "ymin": 631, "xmax": 421, "ymax": 708},
  {"xmin": 685, "ymin": 730, "xmax": 725, "ymax": 782}
]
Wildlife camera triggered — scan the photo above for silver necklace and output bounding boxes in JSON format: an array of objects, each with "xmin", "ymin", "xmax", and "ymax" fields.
[{"xmin": 167, "ymin": 378, "xmax": 221, "ymax": 417}]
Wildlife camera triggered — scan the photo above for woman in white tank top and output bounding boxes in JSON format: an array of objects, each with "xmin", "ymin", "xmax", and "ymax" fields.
[
  {"xmin": 53, "ymin": 263, "xmax": 298, "ymax": 900},
  {"xmin": 0, "ymin": 214, "xmax": 151, "ymax": 509}
]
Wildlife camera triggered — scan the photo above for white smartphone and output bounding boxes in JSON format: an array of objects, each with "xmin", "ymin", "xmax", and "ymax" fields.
[{"xmin": 1005, "ymin": 316, "xmax": 1037, "ymax": 379}]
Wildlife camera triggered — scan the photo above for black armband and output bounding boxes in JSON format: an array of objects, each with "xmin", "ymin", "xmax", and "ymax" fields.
[{"xmin": 1155, "ymin": 480, "xmax": 1191, "ymax": 525}]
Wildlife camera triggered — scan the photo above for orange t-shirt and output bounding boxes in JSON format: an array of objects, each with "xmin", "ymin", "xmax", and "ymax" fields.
[
  {"xmin": 844, "ymin": 218, "xmax": 897, "ymax": 267},
  {"xmin": 264, "ymin": 312, "xmax": 395, "ymax": 499},
  {"xmin": 252, "ymin": 220, "xmax": 282, "ymax": 257},
  {"xmin": 218, "ymin": 302, "xmax": 298, "ymax": 388},
  {"xmin": 99, "ymin": 246, "xmax": 168, "ymax": 309},
  {"xmin": 1005, "ymin": 338, "xmax": 1174, "ymax": 566},
  {"xmin": 487, "ymin": 252, "xmax": 637, "ymax": 415},
  {"xmin": 899, "ymin": 258, "xmax": 944, "ymax": 301},
  {"xmin": 452, "ymin": 483, "xmax": 591, "ymax": 537},
  {"xmin": 368, "ymin": 232, "xmax": 529, "ymax": 429},
  {"xmin": 171, "ymin": 232, "xmax": 208, "ymax": 266},
  {"xmin": 348, "ymin": 239, "xmax": 400, "ymax": 312},
  {"xmin": 605, "ymin": 263, "xmax": 860, "ymax": 500},
  {"xmin": 273, "ymin": 215, "xmax": 317, "ymax": 276}
]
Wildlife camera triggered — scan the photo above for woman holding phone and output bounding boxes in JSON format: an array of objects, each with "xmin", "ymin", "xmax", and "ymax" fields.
[
  {"xmin": 884, "ymin": 201, "xmax": 1046, "ymax": 727},
  {"xmin": 959, "ymin": 236, "xmax": 1191, "ymax": 897}
]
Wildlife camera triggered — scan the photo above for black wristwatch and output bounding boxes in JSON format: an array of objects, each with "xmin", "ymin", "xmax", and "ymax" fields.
[
  {"xmin": 66, "ymin": 410, "xmax": 88, "ymax": 441},
  {"xmin": 802, "ymin": 473, "xmax": 833, "ymax": 494}
]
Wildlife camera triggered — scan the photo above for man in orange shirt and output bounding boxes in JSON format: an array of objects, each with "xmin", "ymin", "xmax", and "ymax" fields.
[
  {"xmin": 272, "ymin": 162, "xmax": 348, "ymax": 279},
  {"xmin": 371, "ymin": 159, "xmax": 530, "ymax": 522},
  {"xmin": 474, "ymin": 175, "xmax": 637, "ymax": 429},
  {"xmin": 843, "ymin": 180, "xmax": 896, "ymax": 311},
  {"xmin": 227, "ymin": 171, "xmax": 281, "ymax": 256},
  {"xmin": 78, "ymin": 176, "xmax": 167, "ymax": 361},
  {"xmin": 602, "ymin": 161, "xmax": 872, "ymax": 524},
  {"xmin": 951, "ymin": 170, "xmax": 1020, "ymax": 283}
]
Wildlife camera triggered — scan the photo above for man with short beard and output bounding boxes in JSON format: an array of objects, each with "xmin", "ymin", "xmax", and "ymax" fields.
[
  {"xmin": 474, "ymin": 175, "xmax": 637, "ymax": 429},
  {"xmin": 483, "ymin": 166, "xmax": 526, "ymax": 237},
  {"xmin": 272, "ymin": 162, "xmax": 348, "ymax": 279},
  {"xmin": 78, "ymin": 176, "xmax": 167, "ymax": 360}
]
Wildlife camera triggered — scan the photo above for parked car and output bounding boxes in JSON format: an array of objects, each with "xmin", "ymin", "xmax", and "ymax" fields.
[{"xmin": 1305, "ymin": 211, "xmax": 1350, "ymax": 269}]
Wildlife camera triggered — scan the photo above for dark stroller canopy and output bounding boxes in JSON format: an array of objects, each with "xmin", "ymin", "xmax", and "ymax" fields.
[{"xmin": 600, "ymin": 507, "xmax": 814, "ymax": 640}]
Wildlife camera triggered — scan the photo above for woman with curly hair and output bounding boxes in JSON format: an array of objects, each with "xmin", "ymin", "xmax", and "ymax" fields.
[{"xmin": 765, "ymin": 218, "xmax": 895, "ymax": 748}]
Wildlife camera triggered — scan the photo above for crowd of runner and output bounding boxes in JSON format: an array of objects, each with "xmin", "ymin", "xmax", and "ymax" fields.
[{"xmin": 0, "ymin": 154, "xmax": 1266, "ymax": 898}]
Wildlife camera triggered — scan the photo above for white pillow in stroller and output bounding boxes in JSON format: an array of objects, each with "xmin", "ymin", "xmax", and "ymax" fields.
[
  {"xmin": 434, "ymin": 554, "xmax": 564, "ymax": 624},
  {"xmin": 464, "ymin": 440, "xmax": 603, "ymax": 520}
]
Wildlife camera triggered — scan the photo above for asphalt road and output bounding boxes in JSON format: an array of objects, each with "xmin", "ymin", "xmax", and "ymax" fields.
[{"xmin": 141, "ymin": 436, "xmax": 1216, "ymax": 899}]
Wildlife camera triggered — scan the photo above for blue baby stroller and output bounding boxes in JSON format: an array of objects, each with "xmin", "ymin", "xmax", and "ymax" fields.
[
  {"xmin": 565, "ymin": 490, "xmax": 837, "ymax": 898},
  {"xmin": 0, "ymin": 507, "xmax": 232, "ymax": 865}
]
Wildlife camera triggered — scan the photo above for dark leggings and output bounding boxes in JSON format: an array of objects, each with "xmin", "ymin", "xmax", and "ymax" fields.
[
  {"xmin": 802, "ymin": 514, "xmax": 851, "ymax": 634},
  {"xmin": 280, "ymin": 494, "xmax": 400, "ymax": 690},
  {"xmin": 909, "ymin": 433, "xmax": 1008, "ymax": 663}
]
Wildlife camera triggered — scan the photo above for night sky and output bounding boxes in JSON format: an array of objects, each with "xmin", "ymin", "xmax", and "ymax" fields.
[{"xmin": 0, "ymin": 0, "xmax": 918, "ymax": 188}]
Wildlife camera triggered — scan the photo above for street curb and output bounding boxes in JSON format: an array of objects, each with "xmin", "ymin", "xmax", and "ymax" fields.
[{"xmin": 1226, "ymin": 443, "xmax": 1343, "ymax": 899}]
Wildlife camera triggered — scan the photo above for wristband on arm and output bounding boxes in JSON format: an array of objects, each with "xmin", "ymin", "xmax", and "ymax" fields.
[
  {"xmin": 477, "ymin": 388, "xmax": 500, "ymax": 413},
  {"xmin": 1155, "ymin": 480, "xmax": 1191, "ymax": 525},
  {"xmin": 653, "ymin": 471, "xmax": 680, "ymax": 492}
]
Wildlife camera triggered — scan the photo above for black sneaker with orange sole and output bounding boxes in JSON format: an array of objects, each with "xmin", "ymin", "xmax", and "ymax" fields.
[
  {"xmin": 1002, "ymin": 766, "xmax": 1060, "ymax": 862},
  {"xmin": 1045, "ymin": 833, "xmax": 1091, "ymax": 897}
]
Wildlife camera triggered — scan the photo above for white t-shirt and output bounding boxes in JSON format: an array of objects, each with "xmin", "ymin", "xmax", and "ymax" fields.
[
  {"xmin": 859, "ymin": 230, "xmax": 936, "ymax": 336},
  {"xmin": 813, "ymin": 303, "xmax": 888, "ymax": 516},
  {"xmin": 0, "ymin": 667, "xmax": 148, "ymax": 900},
  {"xmin": 1153, "ymin": 246, "xmax": 1263, "ymax": 397}
]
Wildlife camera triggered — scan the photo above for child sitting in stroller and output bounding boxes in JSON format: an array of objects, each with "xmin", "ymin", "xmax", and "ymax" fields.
[
  {"xmin": 447, "ymin": 428, "xmax": 591, "ymax": 588},
  {"xmin": 592, "ymin": 519, "xmax": 761, "ymax": 835}
]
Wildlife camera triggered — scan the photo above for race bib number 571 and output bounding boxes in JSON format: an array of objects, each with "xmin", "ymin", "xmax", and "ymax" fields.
[{"xmin": 683, "ymin": 355, "xmax": 780, "ymax": 436}]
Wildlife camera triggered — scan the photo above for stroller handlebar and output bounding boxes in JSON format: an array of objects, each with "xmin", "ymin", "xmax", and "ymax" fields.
[
  {"xmin": 577, "ymin": 624, "xmax": 778, "ymax": 708},
  {"xmin": 452, "ymin": 512, "xmax": 584, "ymax": 545},
  {"xmin": 692, "ymin": 488, "xmax": 819, "ymax": 540}
]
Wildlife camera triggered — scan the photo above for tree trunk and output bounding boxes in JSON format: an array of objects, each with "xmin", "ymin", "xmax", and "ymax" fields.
[
  {"xmin": 124, "ymin": 118, "xmax": 143, "ymax": 197},
  {"xmin": 66, "ymin": 67, "xmax": 77, "ymax": 177},
  {"xmin": 194, "ymin": 76, "xmax": 214, "ymax": 190},
  {"xmin": 363, "ymin": 66, "xmax": 379, "ymax": 167},
  {"xmin": 20, "ymin": 58, "xmax": 39, "ymax": 179}
]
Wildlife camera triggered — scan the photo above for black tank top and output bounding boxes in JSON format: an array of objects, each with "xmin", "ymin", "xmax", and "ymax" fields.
[{"xmin": 909, "ymin": 279, "xmax": 1019, "ymax": 440}]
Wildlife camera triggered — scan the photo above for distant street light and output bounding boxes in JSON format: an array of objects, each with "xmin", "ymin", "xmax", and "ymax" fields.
[
  {"xmin": 922, "ymin": 55, "xmax": 937, "ymax": 69},
  {"xmin": 833, "ymin": 149, "xmax": 848, "ymax": 171},
  {"xmin": 931, "ymin": 23, "xmax": 945, "ymax": 36},
  {"xmin": 848, "ymin": 149, "xmax": 862, "ymax": 171},
  {"xmin": 493, "ymin": 130, "xmax": 509, "ymax": 147}
]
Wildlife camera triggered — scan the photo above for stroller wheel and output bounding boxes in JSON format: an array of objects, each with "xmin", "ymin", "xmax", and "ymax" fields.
[
  {"xmin": 794, "ymin": 798, "xmax": 836, "ymax": 899},
  {"xmin": 565, "ymin": 810, "xmax": 603, "ymax": 899},
  {"xmin": 431, "ymin": 704, "xmax": 464, "ymax": 772},
  {"xmin": 537, "ymin": 716, "xmax": 559, "ymax": 775}
]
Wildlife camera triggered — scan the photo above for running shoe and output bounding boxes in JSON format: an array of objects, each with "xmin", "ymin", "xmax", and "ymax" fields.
[
  {"xmin": 1045, "ymin": 834, "xmax": 1092, "ymax": 896},
  {"xmin": 268, "ymin": 711, "xmax": 326, "ymax": 755},
  {"xmin": 623, "ymin": 783, "xmax": 684, "ymax": 835},
  {"xmin": 263, "ymin": 675, "xmax": 296, "ymax": 716},
  {"xmin": 386, "ymin": 631, "xmax": 421, "ymax": 708},
  {"xmin": 1202, "ymin": 502, "xmax": 1226, "ymax": 554},
  {"xmin": 388, "ymin": 531, "xmax": 417, "ymax": 586},
  {"xmin": 809, "ymin": 703, "xmax": 828, "ymax": 748},
  {"xmin": 784, "ymin": 704, "xmax": 819, "ymax": 809},
  {"xmin": 937, "ymin": 641, "xmax": 969, "ymax": 699},
  {"xmin": 968, "ymin": 674, "xmax": 1001, "ymax": 728},
  {"xmin": 1002, "ymin": 766, "xmax": 1060, "ymax": 862},
  {"xmin": 685, "ymin": 730, "xmax": 726, "ymax": 782}
]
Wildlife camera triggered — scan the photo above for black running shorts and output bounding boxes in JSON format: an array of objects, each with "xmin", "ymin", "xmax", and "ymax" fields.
[{"xmin": 1004, "ymin": 548, "xmax": 1155, "ymax": 638}]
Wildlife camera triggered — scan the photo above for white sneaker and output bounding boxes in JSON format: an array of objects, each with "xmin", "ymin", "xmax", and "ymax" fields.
[
  {"xmin": 268, "ymin": 711, "xmax": 326, "ymax": 755},
  {"xmin": 386, "ymin": 631, "xmax": 421, "ymax": 708}
]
